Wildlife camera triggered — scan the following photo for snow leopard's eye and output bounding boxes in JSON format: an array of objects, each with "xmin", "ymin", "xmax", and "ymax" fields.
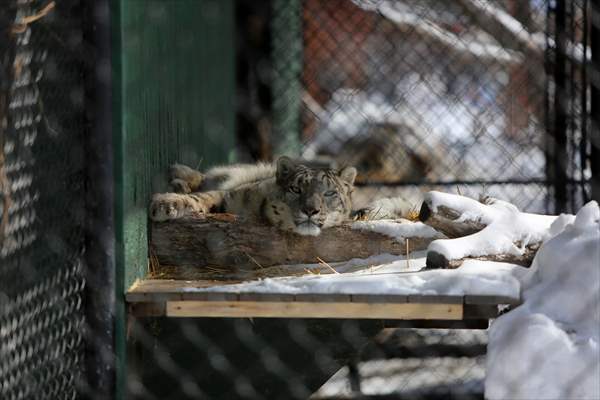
[
  {"xmin": 324, "ymin": 190, "xmax": 337, "ymax": 197},
  {"xmin": 289, "ymin": 185, "xmax": 301, "ymax": 194}
]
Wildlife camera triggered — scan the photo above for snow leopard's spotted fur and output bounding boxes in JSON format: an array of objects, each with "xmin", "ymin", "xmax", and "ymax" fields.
[{"xmin": 150, "ymin": 157, "xmax": 358, "ymax": 236}]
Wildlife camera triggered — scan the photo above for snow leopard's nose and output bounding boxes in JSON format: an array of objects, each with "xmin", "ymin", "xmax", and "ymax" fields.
[{"xmin": 302, "ymin": 205, "xmax": 320, "ymax": 217}]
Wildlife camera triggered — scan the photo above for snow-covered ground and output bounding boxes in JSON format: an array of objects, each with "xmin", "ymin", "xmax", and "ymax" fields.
[
  {"xmin": 182, "ymin": 246, "xmax": 521, "ymax": 299},
  {"xmin": 485, "ymin": 201, "xmax": 600, "ymax": 399}
]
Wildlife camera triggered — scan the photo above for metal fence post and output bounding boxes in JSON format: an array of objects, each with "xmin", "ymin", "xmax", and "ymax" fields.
[
  {"xmin": 83, "ymin": 0, "xmax": 116, "ymax": 398},
  {"xmin": 591, "ymin": 0, "xmax": 600, "ymax": 202},
  {"xmin": 271, "ymin": 0, "xmax": 303, "ymax": 157}
]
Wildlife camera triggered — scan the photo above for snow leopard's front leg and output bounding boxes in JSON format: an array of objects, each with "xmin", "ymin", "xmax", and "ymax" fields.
[
  {"xmin": 169, "ymin": 164, "xmax": 205, "ymax": 193},
  {"xmin": 150, "ymin": 191, "xmax": 225, "ymax": 221}
]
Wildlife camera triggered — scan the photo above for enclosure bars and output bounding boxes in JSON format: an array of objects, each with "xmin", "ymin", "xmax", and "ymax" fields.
[
  {"xmin": 547, "ymin": 0, "xmax": 597, "ymax": 212},
  {"xmin": 592, "ymin": 0, "xmax": 600, "ymax": 202},
  {"xmin": 110, "ymin": 1, "xmax": 126, "ymax": 398},
  {"xmin": 271, "ymin": 0, "xmax": 303, "ymax": 157},
  {"xmin": 552, "ymin": 0, "xmax": 569, "ymax": 213},
  {"xmin": 83, "ymin": 0, "xmax": 116, "ymax": 398}
]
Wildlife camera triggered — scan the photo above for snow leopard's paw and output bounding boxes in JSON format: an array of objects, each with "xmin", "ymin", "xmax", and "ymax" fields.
[
  {"xmin": 169, "ymin": 164, "xmax": 204, "ymax": 193},
  {"xmin": 150, "ymin": 193, "xmax": 206, "ymax": 221}
]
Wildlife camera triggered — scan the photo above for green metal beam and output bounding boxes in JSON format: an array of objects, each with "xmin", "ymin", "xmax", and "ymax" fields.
[
  {"xmin": 112, "ymin": 1, "xmax": 235, "ymax": 397},
  {"xmin": 272, "ymin": 0, "xmax": 303, "ymax": 156}
]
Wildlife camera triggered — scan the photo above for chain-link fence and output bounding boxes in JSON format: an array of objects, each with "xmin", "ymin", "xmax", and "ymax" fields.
[
  {"xmin": 0, "ymin": 1, "xmax": 87, "ymax": 399},
  {"xmin": 262, "ymin": 0, "xmax": 593, "ymax": 214},
  {"xmin": 1, "ymin": 0, "xmax": 598, "ymax": 399},
  {"xmin": 130, "ymin": 1, "xmax": 594, "ymax": 399}
]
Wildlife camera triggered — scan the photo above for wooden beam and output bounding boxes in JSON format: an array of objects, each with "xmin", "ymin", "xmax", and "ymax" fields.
[
  {"xmin": 126, "ymin": 279, "xmax": 520, "ymax": 319},
  {"xmin": 164, "ymin": 301, "xmax": 463, "ymax": 319},
  {"xmin": 127, "ymin": 279, "xmax": 520, "ymax": 303},
  {"xmin": 151, "ymin": 214, "xmax": 436, "ymax": 273}
]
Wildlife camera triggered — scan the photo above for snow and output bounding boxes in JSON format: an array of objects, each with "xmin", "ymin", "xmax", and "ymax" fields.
[
  {"xmin": 181, "ymin": 250, "xmax": 521, "ymax": 299},
  {"xmin": 427, "ymin": 191, "xmax": 557, "ymax": 260},
  {"xmin": 485, "ymin": 201, "xmax": 600, "ymax": 400},
  {"xmin": 352, "ymin": 219, "xmax": 443, "ymax": 240}
]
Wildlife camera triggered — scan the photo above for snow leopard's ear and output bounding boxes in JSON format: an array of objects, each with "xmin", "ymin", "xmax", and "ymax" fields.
[
  {"xmin": 339, "ymin": 166, "xmax": 357, "ymax": 185},
  {"xmin": 276, "ymin": 156, "xmax": 297, "ymax": 184}
]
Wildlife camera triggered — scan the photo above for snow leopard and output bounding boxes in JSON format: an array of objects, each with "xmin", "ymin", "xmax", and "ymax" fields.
[{"xmin": 150, "ymin": 157, "xmax": 412, "ymax": 236}]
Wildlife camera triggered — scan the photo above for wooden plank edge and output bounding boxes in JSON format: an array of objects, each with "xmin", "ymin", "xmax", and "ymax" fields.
[
  {"xmin": 127, "ymin": 289, "xmax": 466, "ymax": 304},
  {"xmin": 164, "ymin": 301, "xmax": 463, "ymax": 319},
  {"xmin": 464, "ymin": 294, "xmax": 521, "ymax": 305}
]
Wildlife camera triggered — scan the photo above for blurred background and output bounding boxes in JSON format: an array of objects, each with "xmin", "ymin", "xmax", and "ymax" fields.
[{"xmin": 0, "ymin": 0, "xmax": 598, "ymax": 399}]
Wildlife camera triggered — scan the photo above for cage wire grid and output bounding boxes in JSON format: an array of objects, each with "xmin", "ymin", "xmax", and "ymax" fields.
[
  {"xmin": 1, "ymin": 0, "xmax": 88, "ymax": 399},
  {"xmin": 265, "ymin": 0, "xmax": 592, "ymax": 214},
  {"xmin": 131, "ymin": 0, "xmax": 594, "ymax": 399},
  {"xmin": 0, "ymin": 0, "xmax": 596, "ymax": 399}
]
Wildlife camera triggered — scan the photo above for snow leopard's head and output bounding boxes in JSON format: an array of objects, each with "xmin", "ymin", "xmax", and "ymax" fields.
[{"xmin": 269, "ymin": 156, "xmax": 356, "ymax": 236}]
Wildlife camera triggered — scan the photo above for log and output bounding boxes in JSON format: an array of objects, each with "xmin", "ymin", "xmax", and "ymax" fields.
[
  {"xmin": 425, "ymin": 244, "xmax": 541, "ymax": 270},
  {"xmin": 151, "ymin": 213, "xmax": 438, "ymax": 276},
  {"xmin": 418, "ymin": 201, "xmax": 487, "ymax": 238},
  {"xmin": 419, "ymin": 192, "xmax": 556, "ymax": 269}
]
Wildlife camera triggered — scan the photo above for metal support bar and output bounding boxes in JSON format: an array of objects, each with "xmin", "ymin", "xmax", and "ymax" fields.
[
  {"xmin": 271, "ymin": 0, "xmax": 303, "ymax": 157},
  {"xmin": 591, "ymin": 0, "xmax": 600, "ymax": 202},
  {"xmin": 83, "ymin": 0, "xmax": 116, "ymax": 398},
  {"xmin": 552, "ymin": 0, "xmax": 569, "ymax": 213}
]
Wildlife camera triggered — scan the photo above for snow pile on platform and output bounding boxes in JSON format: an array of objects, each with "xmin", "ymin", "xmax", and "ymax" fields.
[
  {"xmin": 485, "ymin": 201, "xmax": 600, "ymax": 400},
  {"xmin": 185, "ymin": 251, "xmax": 522, "ymax": 299},
  {"xmin": 427, "ymin": 191, "xmax": 557, "ymax": 261},
  {"xmin": 352, "ymin": 219, "xmax": 443, "ymax": 241}
]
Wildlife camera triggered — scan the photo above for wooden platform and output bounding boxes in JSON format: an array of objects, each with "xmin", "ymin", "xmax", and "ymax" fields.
[{"xmin": 126, "ymin": 279, "xmax": 520, "ymax": 320}]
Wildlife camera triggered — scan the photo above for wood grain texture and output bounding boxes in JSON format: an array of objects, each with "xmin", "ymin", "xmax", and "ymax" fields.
[
  {"xmin": 127, "ymin": 279, "xmax": 521, "ymax": 305},
  {"xmin": 165, "ymin": 301, "xmax": 463, "ymax": 319},
  {"xmin": 151, "ymin": 214, "xmax": 436, "ymax": 272}
]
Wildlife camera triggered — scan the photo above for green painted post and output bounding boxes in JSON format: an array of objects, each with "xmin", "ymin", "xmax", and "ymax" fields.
[
  {"xmin": 272, "ymin": 0, "xmax": 303, "ymax": 157},
  {"xmin": 112, "ymin": 1, "xmax": 235, "ymax": 397}
]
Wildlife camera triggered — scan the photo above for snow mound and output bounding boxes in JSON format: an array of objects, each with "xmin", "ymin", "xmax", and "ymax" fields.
[
  {"xmin": 427, "ymin": 191, "xmax": 557, "ymax": 260},
  {"xmin": 485, "ymin": 201, "xmax": 600, "ymax": 400}
]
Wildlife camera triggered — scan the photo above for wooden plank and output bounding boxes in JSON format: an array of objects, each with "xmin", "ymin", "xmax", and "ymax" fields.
[
  {"xmin": 464, "ymin": 294, "xmax": 521, "ymax": 305},
  {"xmin": 239, "ymin": 293, "xmax": 296, "ymax": 302},
  {"xmin": 351, "ymin": 294, "xmax": 409, "ymax": 303},
  {"xmin": 127, "ymin": 279, "xmax": 520, "ymax": 306},
  {"xmin": 463, "ymin": 304, "xmax": 502, "ymax": 320},
  {"xmin": 294, "ymin": 293, "xmax": 351, "ymax": 303},
  {"xmin": 164, "ymin": 301, "xmax": 463, "ymax": 319},
  {"xmin": 129, "ymin": 302, "xmax": 166, "ymax": 317},
  {"xmin": 408, "ymin": 294, "xmax": 464, "ymax": 304}
]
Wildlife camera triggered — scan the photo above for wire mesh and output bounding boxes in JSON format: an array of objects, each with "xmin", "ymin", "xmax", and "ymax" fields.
[
  {"xmin": 264, "ymin": 0, "xmax": 592, "ymax": 214},
  {"xmin": 129, "ymin": 2, "xmax": 595, "ymax": 398},
  {"xmin": 0, "ymin": 0, "xmax": 596, "ymax": 399},
  {"xmin": 0, "ymin": 1, "xmax": 87, "ymax": 399}
]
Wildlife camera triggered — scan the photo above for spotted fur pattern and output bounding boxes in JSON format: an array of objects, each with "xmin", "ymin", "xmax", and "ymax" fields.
[{"xmin": 150, "ymin": 157, "xmax": 357, "ymax": 236}]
